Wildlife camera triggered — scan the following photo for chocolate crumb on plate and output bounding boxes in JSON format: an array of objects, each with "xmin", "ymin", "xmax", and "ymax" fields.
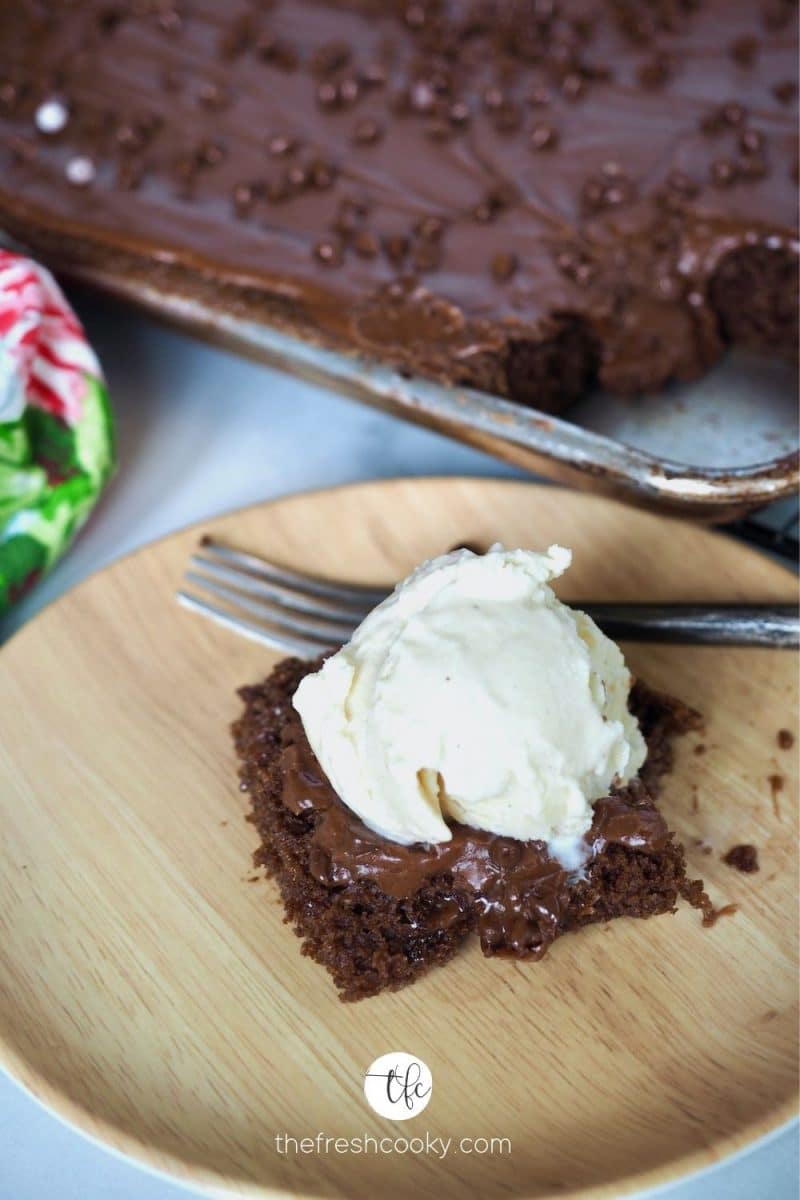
[
  {"xmin": 722, "ymin": 844, "xmax": 760, "ymax": 873},
  {"xmin": 768, "ymin": 772, "xmax": 784, "ymax": 818},
  {"xmin": 777, "ymin": 728, "xmax": 795, "ymax": 750}
]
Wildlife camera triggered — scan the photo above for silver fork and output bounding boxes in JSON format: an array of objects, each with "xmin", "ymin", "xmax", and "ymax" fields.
[{"xmin": 177, "ymin": 537, "xmax": 800, "ymax": 656}]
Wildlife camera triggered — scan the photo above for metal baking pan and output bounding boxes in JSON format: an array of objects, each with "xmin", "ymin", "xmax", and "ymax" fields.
[{"xmin": 8, "ymin": 242, "xmax": 799, "ymax": 523}]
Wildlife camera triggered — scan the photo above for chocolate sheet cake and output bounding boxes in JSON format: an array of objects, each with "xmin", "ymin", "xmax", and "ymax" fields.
[
  {"xmin": 233, "ymin": 656, "xmax": 710, "ymax": 1001},
  {"xmin": 1, "ymin": 1, "xmax": 797, "ymax": 412}
]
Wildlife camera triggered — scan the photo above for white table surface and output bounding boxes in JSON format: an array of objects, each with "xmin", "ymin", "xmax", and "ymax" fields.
[{"xmin": 1, "ymin": 290, "xmax": 796, "ymax": 1200}]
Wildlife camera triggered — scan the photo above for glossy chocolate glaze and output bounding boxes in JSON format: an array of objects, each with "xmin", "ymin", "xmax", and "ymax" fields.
[
  {"xmin": 1, "ymin": 1, "xmax": 797, "ymax": 400},
  {"xmin": 279, "ymin": 705, "xmax": 670, "ymax": 958}
]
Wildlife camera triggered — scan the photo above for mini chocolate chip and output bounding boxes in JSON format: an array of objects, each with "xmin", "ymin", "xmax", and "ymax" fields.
[
  {"xmin": 116, "ymin": 122, "xmax": 144, "ymax": 153},
  {"xmin": 0, "ymin": 80, "xmax": 20, "ymax": 111},
  {"xmin": 412, "ymin": 241, "xmax": 441, "ymax": 271},
  {"xmin": 173, "ymin": 153, "xmax": 197, "ymax": 182},
  {"xmin": 286, "ymin": 164, "xmax": 308, "ymax": 189},
  {"xmin": 491, "ymin": 252, "xmax": 517, "ymax": 282},
  {"xmin": 353, "ymin": 118, "xmax": 382, "ymax": 145},
  {"xmin": 493, "ymin": 101, "xmax": 522, "ymax": 134},
  {"xmin": 197, "ymin": 139, "xmax": 226, "ymax": 167},
  {"xmin": 773, "ymin": 80, "xmax": 797, "ymax": 104},
  {"xmin": 604, "ymin": 183, "xmax": 631, "ymax": 206},
  {"xmin": 361, "ymin": 62, "xmax": 387, "ymax": 87},
  {"xmin": 723, "ymin": 101, "xmax": 747, "ymax": 126},
  {"xmin": 268, "ymin": 133, "xmax": 296, "ymax": 156},
  {"xmin": 352, "ymin": 229, "xmax": 379, "ymax": 258},
  {"xmin": 338, "ymin": 77, "xmax": 361, "ymax": 106},
  {"xmin": 529, "ymin": 122, "xmax": 558, "ymax": 151},
  {"xmin": 528, "ymin": 85, "xmax": 551, "ymax": 107},
  {"xmin": 414, "ymin": 215, "xmax": 445, "ymax": 240},
  {"xmin": 581, "ymin": 170, "xmax": 637, "ymax": 214},
  {"xmin": 310, "ymin": 40, "xmax": 351, "ymax": 77},
  {"xmin": 277, "ymin": 43, "xmax": 300, "ymax": 70},
  {"xmin": 739, "ymin": 128, "xmax": 765, "ymax": 154},
  {"xmin": 738, "ymin": 154, "xmax": 768, "ymax": 180},
  {"xmin": 157, "ymin": 9, "xmax": 181, "ymax": 34},
  {"xmin": 729, "ymin": 35, "xmax": 759, "ymax": 65},
  {"xmin": 637, "ymin": 54, "xmax": 672, "ymax": 89},
  {"xmin": 198, "ymin": 81, "xmax": 231, "ymax": 110},
  {"xmin": 265, "ymin": 177, "xmax": 290, "ymax": 203},
  {"xmin": 334, "ymin": 196, "xmax": 369, "ymax": 234},
  {"xmin": 138, "ymin": 112, "xmax": 163, "ymax": 137},
  {"xmin": 482, "ymin": 86, "xmax": 505, "ymax": 111},
  {"xmin": 656, "ymin": 272, "xmax": 681, "ymax": 300},
  {"xmin": 232, "ymin": 182, "xmax": 256, "ymax": 212},
  {"xmin": 488, "ymin": 181, "xmax": 519, "ymax": 209},
  {"xmin": 710, "ymin": 157, "xmax": 738, "ymax": 187},
  {"xmin": 382, "ymin": 234, "xmax": 409, "ymax": 265},
  {"xmin": 218, "ymin": 15, "xmax": 254, "ymax": 60},
  {"xmin": 448, "ymin": 100, "xmax": 470, "ymax": 125},
  {"xmin": 317, "ymin": 81, "xmax": 339, "ymax": 109},
  {"xmin": 561, "ymin": 73, "xmax": 585, "ymax": 101},
  {"xmin": 666, "ymin": 169, "xmax": 699, "ymax": 198},
  {"xmin": 309, "ymin": 160, "xmax": 336, "ymax": 189},
  {"xmin": 700, "ymin": 108, "xmax": 727, "ymax": 135},
  {"xmin": 255, "ymin": 32, "xmax": 277, "ymax": 59},
  {"xmin": 314, "ymin": 237, "xmax": 344, "ymax": 266}
]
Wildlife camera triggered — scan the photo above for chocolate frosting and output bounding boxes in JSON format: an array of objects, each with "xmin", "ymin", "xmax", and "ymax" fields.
[
  {"xmin": 279, "ymin": 706, "xmax": 669, "ymax": 958},
  {"xmin": 0, "ymin": 0, "xmax": 797, "ymax": 400}
]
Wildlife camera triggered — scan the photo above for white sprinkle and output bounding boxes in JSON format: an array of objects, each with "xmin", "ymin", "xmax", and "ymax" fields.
[
  {"xmin": 35, "ymin": 98, "xmax": 69, "ymax": 135},
  {"xmin": 65, "ymin": 156, "xmax": 95, "ymax": 187}
]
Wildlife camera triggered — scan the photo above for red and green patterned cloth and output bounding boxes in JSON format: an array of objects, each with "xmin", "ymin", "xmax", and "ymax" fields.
[{"xmin": 0, "ymin": 250, "xmax": 114, "ymax": 611}]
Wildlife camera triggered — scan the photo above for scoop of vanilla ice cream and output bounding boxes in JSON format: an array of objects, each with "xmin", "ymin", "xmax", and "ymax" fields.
[{"xmin": 293, "ymin": 545, "xmax": 647, "ymax": 866}]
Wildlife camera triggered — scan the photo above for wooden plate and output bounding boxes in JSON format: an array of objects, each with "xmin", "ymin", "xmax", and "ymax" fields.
[{"xmin": 1, "ymin": 479, "xmax": 797, "ymax": 1200}]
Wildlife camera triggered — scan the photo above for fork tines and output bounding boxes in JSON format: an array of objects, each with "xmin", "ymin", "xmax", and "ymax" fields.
[{"xmin": 177, "ymin": 537, "xmax": 387, "ymax": 658}]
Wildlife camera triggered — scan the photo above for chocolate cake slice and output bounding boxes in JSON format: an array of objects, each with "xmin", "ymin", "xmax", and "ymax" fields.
[
  {"xmin": 1, "ymin": 1, "xmax": 797, "ymax": 412},
  {"xmin": 233, "ymin": 655, "xmax": 711, "ymax": 1002}
]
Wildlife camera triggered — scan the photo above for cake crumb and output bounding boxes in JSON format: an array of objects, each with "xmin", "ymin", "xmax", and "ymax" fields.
[
  {"xmin": 703, "ymin": 903, "xmax": 738, "ymax": 927},
  {"xmin": 693, "ymin": 743, "xmax": 707, "ymax": 756},
  {"xmin": 768, "ymin": 773, "xmax": 784, "ymax": 818},
  {"xmin": 777, "ymin": 728, "xmax": 794, "ymax": 750},
  {"xmin": 680, "ymin": 878, "xmax": 735, "ymax": 927},
  {"xmin": 723, "ymin": 844, "xmax": 760, "ymax": 873}
]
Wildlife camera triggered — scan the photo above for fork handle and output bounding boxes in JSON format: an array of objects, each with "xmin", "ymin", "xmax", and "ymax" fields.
[{"xmin": 583, "ymin": 603, "xmax": 799, "ymax": 647}]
